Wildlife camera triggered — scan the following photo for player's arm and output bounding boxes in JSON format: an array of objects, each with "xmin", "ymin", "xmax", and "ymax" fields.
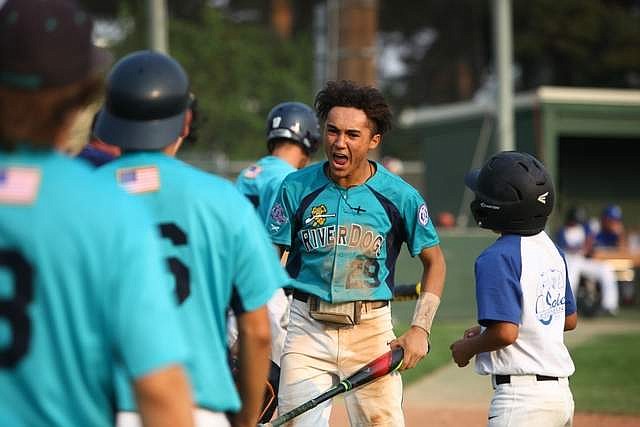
[
  {"xmin": 274, "ymin": 243, "xmax": 287, "ymax": 260},
  {"xmin": 390, "ymin": 245, "xmax": 446, "ymax": 370},
  {"xmin": 450, "ymin": 321, "xmax": 519, "ymax": 367},
  {"xmin": 134, "ymin": 364, "xmax": 194, "ymax": 427},
  {"xmin": 232, "ymin": 306, "xmax": 272, "ymax": 427},
  {"xmin": 564, "ymin": 312, "xmax": 578, "ymax": 331}
]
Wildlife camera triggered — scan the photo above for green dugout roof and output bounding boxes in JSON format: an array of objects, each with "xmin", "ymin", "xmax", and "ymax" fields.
[{"xmin": 398, "ymin": 86, "xmax": 640, "ymax": 230}]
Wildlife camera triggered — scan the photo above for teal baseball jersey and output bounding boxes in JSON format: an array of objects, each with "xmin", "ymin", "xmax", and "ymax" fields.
[
  {"xmin": 98, "ymin": 152, "xmax": 287, "ymax": 412},
  {"xmin": 235, "ymin": 155, "xmax": 296, "ymax": 224},
  {"xmin": 0, "ymin": 146, "xmax": 186, "ymax": 427},
  {"xmin": 267, "ymin": 161, "xmax": 440, "ymax": 303}
]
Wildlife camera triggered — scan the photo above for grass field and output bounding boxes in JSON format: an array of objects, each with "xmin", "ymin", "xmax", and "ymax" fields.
[
  {"xmin": 571, "ymin": 330, "xmax": 640, "ymax": 414},
  {"xmin": 393, "ymin": 306, "xmax": 640, "ymax": 414}
]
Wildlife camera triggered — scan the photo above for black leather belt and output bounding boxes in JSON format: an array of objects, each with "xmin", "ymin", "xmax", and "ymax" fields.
[
  {"xmin": 494, "ymin": 374, "xmax": 558, "ymax": 385},
  {"xmin": 290, "ymin": 289, "xmax": 388, "ymax": 309}
]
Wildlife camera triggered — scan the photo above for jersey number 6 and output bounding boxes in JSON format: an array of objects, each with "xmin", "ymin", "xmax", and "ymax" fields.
[{"xmin": 158, "ymin": 223, "xmax": 191, "ymax": 305}]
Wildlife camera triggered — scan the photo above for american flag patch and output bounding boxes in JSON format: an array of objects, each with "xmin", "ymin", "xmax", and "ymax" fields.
[
  {"xmin": 243, "ymin": 165, "xmax": 262, "ymax": 179},
  {"xmin": 117, "ymin": 166, "xmax": 160, "ymax": 194},
  {"xmin": 0, "ymin": 167, "xmax": 41, "ymax": 204}
]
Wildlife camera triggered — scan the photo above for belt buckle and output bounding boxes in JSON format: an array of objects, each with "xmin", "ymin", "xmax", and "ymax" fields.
[{"xmin": 308, "ymin": 297, "xmax": 361, "ymax": 325}]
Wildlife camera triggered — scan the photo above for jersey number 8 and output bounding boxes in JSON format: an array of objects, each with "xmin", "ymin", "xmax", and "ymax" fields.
[{"xmin": 0, "ymin": 249, "xmax": 34, "ymax": 368}]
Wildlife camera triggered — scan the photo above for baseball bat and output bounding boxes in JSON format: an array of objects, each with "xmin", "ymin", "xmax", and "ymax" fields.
[
  {"xmin": 393, "ymin": 282, "xmax": 421, "ymax": 301},
  {"xmin": 258, "ymin": 347, "xmax": 404, "ymax": 427}
]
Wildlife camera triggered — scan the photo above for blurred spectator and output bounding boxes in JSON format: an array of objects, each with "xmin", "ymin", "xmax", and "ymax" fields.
[
  {"xmin": 435, "ymin": 211, "xmax": 456, "ymax": 229},
  {"xmin": 381, "ymin": 155, "xmax": 404, "ymax": 175},
  {"xmin": 556, "ymin": 206, "xmax": 618, "ymax": 316},
  {"xmin": 594, "ymin": 204, "xmax": 626, "ymax": 249}
]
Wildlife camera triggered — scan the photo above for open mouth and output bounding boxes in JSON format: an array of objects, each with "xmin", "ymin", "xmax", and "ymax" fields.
[{"xmin": 332, "ymin": 153, "xmax": 349, "ymax": 167}]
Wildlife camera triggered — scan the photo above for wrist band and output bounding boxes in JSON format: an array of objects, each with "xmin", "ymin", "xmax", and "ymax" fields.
[{"xmin": 411, "ymin": 291, "xmax": 441, "ymax": 335}]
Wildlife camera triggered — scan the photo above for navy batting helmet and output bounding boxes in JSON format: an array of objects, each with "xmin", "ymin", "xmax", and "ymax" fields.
[
  {"xmin": 266, "ymin": 102, "xmax": 320, "ymax": 155},
  {"xmin": 464, "ymin": 151, "xmax": 555, "ymax": 235},
  {"xmin": 94, "ymin": 50, "xmax": 190, "ymax": 150}
]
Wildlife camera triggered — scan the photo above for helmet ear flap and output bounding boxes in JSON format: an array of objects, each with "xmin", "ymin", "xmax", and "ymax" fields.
[{"xmin": 470, "ymin": 199, "xmax": 486, "ymax": 228}]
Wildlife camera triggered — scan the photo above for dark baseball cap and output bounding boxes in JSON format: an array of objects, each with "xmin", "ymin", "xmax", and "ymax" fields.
[{"xmin": 0, "ymin": 0, "xmax": 109, "ymax": 90}]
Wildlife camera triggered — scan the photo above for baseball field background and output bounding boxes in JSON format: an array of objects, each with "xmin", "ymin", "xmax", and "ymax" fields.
[{"xmin": 386, "ymin": 229, "xmax": 640, "ymax": 425}]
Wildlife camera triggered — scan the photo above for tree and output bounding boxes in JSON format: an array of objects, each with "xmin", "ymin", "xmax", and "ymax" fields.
[{"xmin": 80, "ymin": 2, "xmax": 315, "ymax": 160}]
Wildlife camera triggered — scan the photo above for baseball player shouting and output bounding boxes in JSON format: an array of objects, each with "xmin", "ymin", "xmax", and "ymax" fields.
[
  {"xmin": 450, "ymin": 151, "xmax": 577, "ymax": 426},
  {"xmin": 0, "ymin": 1, "xmax": 193, "ymax": 426},
  {"xmin": 94, "ymin": 51, "xmax": 288, "ymax": 427},
  {"xmin": 234, "ymin": 101, "xmax": 321, "ymax": 422},
  {"xmin": 267, "ymin": 80, "xmax": 446, "ymax": 426}
]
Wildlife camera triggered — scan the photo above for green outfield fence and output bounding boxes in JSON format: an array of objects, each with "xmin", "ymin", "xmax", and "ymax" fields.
[{"xmin": 392, "ymin": 229, "xmax": 496, "ymax": 323}]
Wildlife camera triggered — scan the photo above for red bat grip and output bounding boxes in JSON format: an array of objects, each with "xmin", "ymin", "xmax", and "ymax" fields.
[{"xmin": 343, "ymin": 347, "xmax": 404, "ymax": 389}]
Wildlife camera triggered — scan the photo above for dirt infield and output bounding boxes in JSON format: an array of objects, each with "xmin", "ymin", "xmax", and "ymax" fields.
[{"xmin": 329, "ymin": 404, "xmax": 640, "ymax": 427}]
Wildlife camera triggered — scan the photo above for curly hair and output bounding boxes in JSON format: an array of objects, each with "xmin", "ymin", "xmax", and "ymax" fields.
[{"xmin": 314, "ymin": 80, "xmax": 392, "ymax": 136}]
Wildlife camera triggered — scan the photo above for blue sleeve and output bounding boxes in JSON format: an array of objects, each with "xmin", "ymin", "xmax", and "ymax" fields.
[
  {"xmin": 111, "ymin": 202, "xmax": 188, "ymax": 379},
  {"xmin": 475, "ymin": 249, "xmax": 523, "ymax": 326},
  {"xmin": 403, "ymin": 191, "xmax": 440, "ymax": 256},
  {"xmin": 562, "ymin": 255, "xmax": 577, "ymax": 315},
  {"xmin": 232, "ymin": 206, "xmax": 289, "ymax": 312},
  {"xmin": 266, "ymin": 178, "xmax": 294, "ymax": 247}
]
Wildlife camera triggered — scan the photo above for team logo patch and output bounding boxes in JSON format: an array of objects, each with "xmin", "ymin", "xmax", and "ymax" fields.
[
  {"xmin": 243, "ymin": 164, "xmax": 262, "ymax": 179},
  {"xmin": 270, "ymin": 202, "xmax": 288, "ymax": 226},
  {"xmin": 535, "ymin": 269, "xmax": 566, "ymax": 325},
  {"xmin": 0, "ymin": 166, "xmax": 41, "ymax": 204},
  {"xmin": 117, "ymin": 166, "xmax": 160, "ymax": 194},
  {"xmin": 305, "ymin": 204, "xmax": 335, "ymax": 227},
  {"xmin": 417, "ymin": 204, "xmax": 429, "ymax": 226}
]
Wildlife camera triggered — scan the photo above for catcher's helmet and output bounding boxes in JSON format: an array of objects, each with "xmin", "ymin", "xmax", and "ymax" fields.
[
  {"xmin": 464, "ymin": 151, "xmax": 555, "ymax": 235},
  {"xmin": 266, "ymin": 102, "xmax": 320, "ymax": 155},
  {"xmin": 94, "ymin": 50, "xmax": 190, "ymax": 150}
]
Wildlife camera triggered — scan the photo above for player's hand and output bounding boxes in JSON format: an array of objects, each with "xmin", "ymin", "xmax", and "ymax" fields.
[
  {"xmin": 463, "ymin": 325, "xmax": 481, "ymax": 339},
  {"xmin": 449, "ymin": 339, "xmax": 473, "ymax": 367},
  {"xmin": 389, "ymin": 326, "xmax": 428, "ymax": 371}
]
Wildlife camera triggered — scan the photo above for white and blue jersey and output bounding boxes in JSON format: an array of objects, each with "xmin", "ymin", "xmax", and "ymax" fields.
[
  {"xmin": 474, "ymin": 231, "xmax": 577, "ymax": 378},
  {"xmin": 98, "ymin": 152, "xmax": 287, "ymax": 413},
  {"xmin": 0, "ymin": 147, "xmax": 186, "ymax": 427},
  {"xmin": 235, "ymin": 155, "xmax": 296, "ymax": 224},
  {"xmin": 267, "ymin": 161, "xmax": 439, "ymax": 303}
]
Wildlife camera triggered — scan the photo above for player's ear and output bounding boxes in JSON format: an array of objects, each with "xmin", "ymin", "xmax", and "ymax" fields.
[
  {"xmin": 369, "ymin": 133, "xmax": 381, "ymax": 151},
  {"xmin": 181, "ymin": 109, "xmax": 193, "ymax": 138}
]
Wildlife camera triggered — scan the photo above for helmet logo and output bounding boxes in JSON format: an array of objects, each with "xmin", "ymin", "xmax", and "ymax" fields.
[
  {"xmin": 480, "ymin": 202, "xmax": 500, "ymax": 210},
  {"xmin": 272, "ymin": 116, "xmax": 282, "ymax": 128},
  {"xmin": 290, "ymin": 121, "xmax": 301, "ymax": 134},
  {"xmin": 537, "ymin": 192, "xmax": 549, "ymax": 204}
]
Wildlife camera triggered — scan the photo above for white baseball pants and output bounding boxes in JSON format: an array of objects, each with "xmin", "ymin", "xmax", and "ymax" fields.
[
  {"xmin": 488, "ymin": 375, "xmax": 574, "ymax": 427},
  {"xmin": 278, "ymin": 298, "xmax": 404, "ymax": 427}
]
